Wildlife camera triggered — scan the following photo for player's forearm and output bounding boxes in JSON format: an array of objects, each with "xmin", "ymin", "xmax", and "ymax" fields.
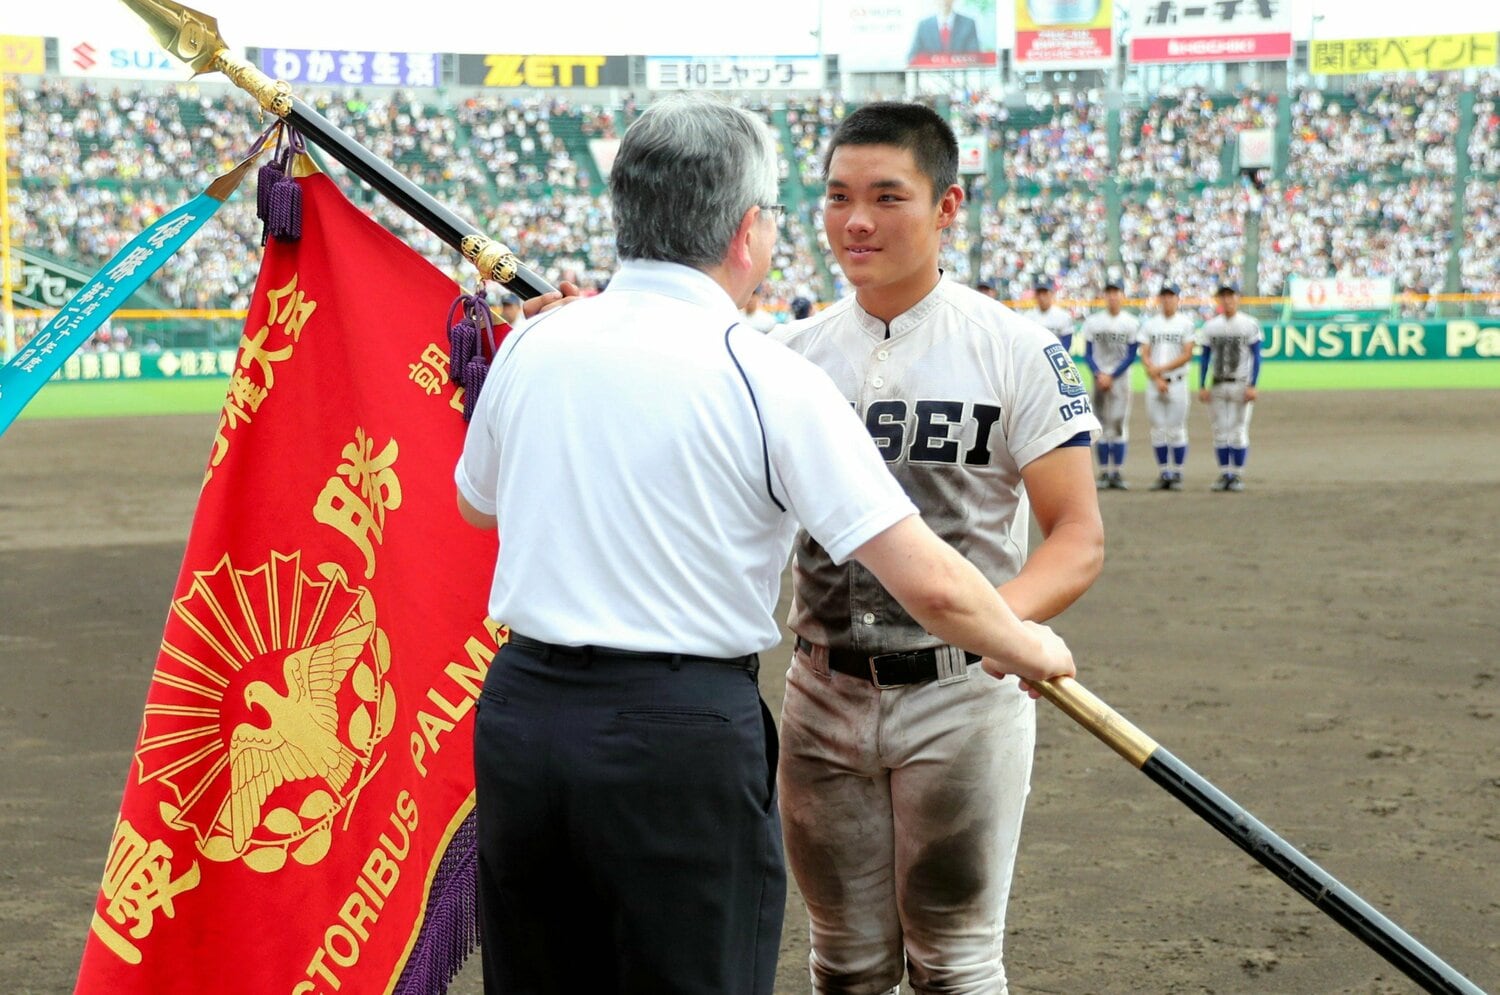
[
  {"xmin": 853, "ymin": 517, "xmax": 1056, "ymax": 679},
  {"xmin": 996, "ymin": 520, "xmax": 1104, "ymax": 623}
]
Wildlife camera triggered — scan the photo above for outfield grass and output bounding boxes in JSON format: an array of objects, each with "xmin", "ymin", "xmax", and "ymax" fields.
[
  {"xmin": 11, "ymin": 360, "xmax": 1500, "ymax": 422},
  {"xmin": 16, "ymin": 380, "xmax": 230, "ymax": 421}
]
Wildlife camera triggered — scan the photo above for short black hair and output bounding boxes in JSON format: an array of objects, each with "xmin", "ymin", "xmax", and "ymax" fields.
[{"xmin": 822, "ymin": 102, "xmax": 958, "ymax": 204}]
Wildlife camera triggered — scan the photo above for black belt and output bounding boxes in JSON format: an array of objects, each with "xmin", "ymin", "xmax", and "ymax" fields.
[
  {"xmin": 507, "ymin": 633, "xmax": 758, "ymax": 673},
  {"xmin": 1214, "ymin": 376, "xmax": 1244, "ymax": 383},
  {"xmin": 795, "ymin": 636, "xmax": 979, "ymax": 688}
]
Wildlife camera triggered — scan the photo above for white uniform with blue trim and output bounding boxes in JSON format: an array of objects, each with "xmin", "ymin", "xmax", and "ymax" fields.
[
  {"xmin": 1136, "ymin": 311, "xmax": 1197, "ymax": 449},
  {"xmin": 1196, "ymin": 312, "xmax": 1262, "ymax": 451},
  {"xmin": 1032, "ymin": 304, "xmax": 1076, "ymax": 351},
  {"xmin": 1079, "ymin": 308, "xmax": 1140, "ymax": 445},
  {"xmin": 771, "ymin": 276, "xmax": 1099, "ymax": 994}
]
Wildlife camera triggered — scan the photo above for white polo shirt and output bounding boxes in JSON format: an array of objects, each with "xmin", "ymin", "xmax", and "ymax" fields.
[{"xmin": 455, "ymin": 259, "xmax": 917, "ymax": 658}]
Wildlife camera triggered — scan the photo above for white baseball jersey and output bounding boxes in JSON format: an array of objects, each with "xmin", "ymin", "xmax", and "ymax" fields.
[
  {"xmin": 1033, "ymin": 305, "xmax": 1075, "ymax": 346},
  {"xmin": 773, "ymin": 277, "xmax": 1099, "ymax": 653},
  {"xmin": 1080, "ymin": 310, "xmax": 1141, "ymax": 373},
  {"xmin": 1136, "ymin": 312, "xmax": 1197, "ymax": 376},
  {"xmin": 1197, "ymin": 313, "xmax": 1263, "ymax": 383}
]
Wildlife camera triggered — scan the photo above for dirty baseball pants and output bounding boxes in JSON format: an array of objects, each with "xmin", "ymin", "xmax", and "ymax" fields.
[
  {"xmin": 779, "ymin": 645, "xmax": 1036, "ymax": 995},
  {"xmin": 1208, "ymin": 380, "xmax": 1254, "ymax": 449},
  {"xmin": 1092, "ymin": 375, "xmax": 1132, "ymax": 445},
  {"xmin": 1146, "ymin": 375, "xmax": 1190, "ymax": 449},
  {"xmin": 474, "ymin": 636, "xmax": 785, "ymax": 995}
]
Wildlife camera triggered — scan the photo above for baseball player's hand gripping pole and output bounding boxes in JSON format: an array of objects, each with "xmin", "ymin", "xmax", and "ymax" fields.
[
  {"xmin": 122, "ymin": 0, "xmax": 557, "ymax": 302},
  {"xmin": 1033, "ymin": 676, "xmax": 1488, "ymax": 995}
]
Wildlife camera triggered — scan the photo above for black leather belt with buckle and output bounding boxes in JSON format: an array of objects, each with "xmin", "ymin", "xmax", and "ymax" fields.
[{"xmin": 795, "ymin": 636, "xmax": 979, "ymax": 688}]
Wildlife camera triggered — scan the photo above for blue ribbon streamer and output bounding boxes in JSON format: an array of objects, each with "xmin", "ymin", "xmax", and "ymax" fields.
[{"xmin": 0, "ymin": 192, "xmax": 225, "ymax": 436}]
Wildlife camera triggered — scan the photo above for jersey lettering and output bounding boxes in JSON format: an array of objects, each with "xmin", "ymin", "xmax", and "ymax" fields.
[
  {"xmin": 865, "ymin": 399, "xmax": 907, "ymax": 459},
  {"xmin": 1059, "ymin": 397, "xmax": 1093, "ymax": 422},
  {"xmin": 964, "ymin": 404, "xmax": 1004, "ymax": 466},
  {"xmin": 861, "ymin": 400, "xmax": 1006, "ymax": 466},
  {"xmin": 910, "ymin": 400, "xmax": 964, "ymax": 464}
]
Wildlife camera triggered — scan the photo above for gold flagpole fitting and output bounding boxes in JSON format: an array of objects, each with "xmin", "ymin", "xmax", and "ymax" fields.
[
  {"xmin": 121, "ymin": 0, "xmax": 292, "ymax": 116},
  {"xmin": 460, "ymin": 236, "xmax": 520, "ymax": 286}
]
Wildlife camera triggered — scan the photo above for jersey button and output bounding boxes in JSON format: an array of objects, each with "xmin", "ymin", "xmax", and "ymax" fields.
[
  {"xmin": 871, "ymin": 376, "xmax": 885, "ymax": 388},
  {"xmin": 862, "ymin": 612, "xmax": 876, "ymax": 625},
  {"xmin": 877, "ymin": 349, "xmax": 890, "ymax": 361}
]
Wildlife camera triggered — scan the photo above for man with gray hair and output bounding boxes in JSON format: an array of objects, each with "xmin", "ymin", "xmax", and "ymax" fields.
[{"xmin": 456, "ymin": 94, "xmax": 1077, "ymax": 994}]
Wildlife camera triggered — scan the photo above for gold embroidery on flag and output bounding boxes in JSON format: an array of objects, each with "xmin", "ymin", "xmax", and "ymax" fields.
[
  {"xmin": 207, "ymin": 272, "xmax": 316, "ymax": 485},
  {"xmin": 314, "ymin": 429, "xmax": 402, "ymax": 580},
  {"xmin": 90, "ymin": 819, "xmax": 202, "ymax": 965},
  {"xmin": 139, "ymin": 552, "xmax": 397, "ymax": 875},
  {"xmin": 407, "ymin": 343, "xmax": 452, "ymax": 397}
]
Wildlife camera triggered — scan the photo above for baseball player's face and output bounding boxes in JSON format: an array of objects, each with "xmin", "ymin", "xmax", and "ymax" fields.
[
  {"xmin": 1105, "ymin": 288, "xmax": 1123, "ymax": 313},
  {"xmin": 1159, "ymin": 293, "xmax": 1178, "ymax": 317},
  {"xmin": 1219, "ymin": 291, "xmax": 1239, "ymax": 316},
  {"xmin": 824, "ymin": 143, "xmax": 962, "ymax": 320},
  {"xmin": 1036, "ymin": 289, "xmax": 1053, "ymax": 309}
]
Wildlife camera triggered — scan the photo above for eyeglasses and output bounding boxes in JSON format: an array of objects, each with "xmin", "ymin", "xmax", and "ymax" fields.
[{"xmin": 760, "ymin": 203, "xmax": 787, "ymax": 223}]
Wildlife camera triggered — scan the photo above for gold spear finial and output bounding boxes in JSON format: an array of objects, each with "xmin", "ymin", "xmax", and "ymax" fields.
[
  {"xmin": 120, "ymin": 0, "xmax": 225, "ymax": 76},
  {"xmin": 121, "ymin": 0, "xmax": 293, "ymax": 116}
]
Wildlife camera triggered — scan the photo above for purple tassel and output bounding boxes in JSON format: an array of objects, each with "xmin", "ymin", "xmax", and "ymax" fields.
[
  {"xmin": 461, "ymin": 357, "xmax": 489, "ymax": 422},
  {"xmin": 255, "ymin": 160, "xmax": 283, "ymax": 225},
  {"xmin": 446, "ymin": 289, "xmax": 497, "ymax": 422},
  {"xmin": 392, "ymin": 812, "xmax": 481, "ymax": 995},
  {"xmin": 266, "ymin": 175, "xmax": 303, "ymax": 242},
  {"xmin": 255, "ymin": 125, "xmax": 306, "ymax": 244}
]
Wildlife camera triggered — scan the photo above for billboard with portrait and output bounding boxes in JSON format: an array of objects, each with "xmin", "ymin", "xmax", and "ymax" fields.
[{"xmin": 827, "ymin": 0, "xmax": 997, "ymax": 72}]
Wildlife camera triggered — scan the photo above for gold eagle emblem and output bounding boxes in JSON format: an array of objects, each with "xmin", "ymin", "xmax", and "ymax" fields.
[{"xmin": 226, "ymin": 619, "xmax": 373, "ymax": 852}]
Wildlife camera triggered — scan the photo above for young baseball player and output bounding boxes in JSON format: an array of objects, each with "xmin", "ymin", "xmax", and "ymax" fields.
[
  {"xmin": 774, "ymin": 102, "xmax": 1104, "ymax": 995},
  {"xmin": 457, "ymin": 97, "xmax": 1078, "ymax": 995},
  {"xmin": 1031, "ymin": 274, "xmax": 1075, "ymax": 350},
  {"xmin": 1136, "ymin": 281, "xmax": 1197, "ymax": 490},
  {"xmin": 1080, "ymin": 279, "xmax": 1140, "ymax": 489},
  {"xmin": 1197, "ymin": 282, "xmax": 1262, "ymax": 492}
]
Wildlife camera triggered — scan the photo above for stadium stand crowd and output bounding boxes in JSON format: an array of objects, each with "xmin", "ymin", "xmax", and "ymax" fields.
[{"xmin": 9, "ymin": 73, "xmax": 1500, "ymax": 351}]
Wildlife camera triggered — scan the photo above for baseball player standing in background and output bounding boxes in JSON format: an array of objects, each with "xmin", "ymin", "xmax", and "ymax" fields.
[
  {"xmin": 1136, "ymin": 281, "xmax": 1197, "ymax": 490},
  {"xmin": 1080, "ymin": 279, "xmax": 1140, "ymax": 490},
  {"xmin": 1197, "ymin": 282, "xmax": 1263, "ymax": 492},
  {"xmin": 775, "ymin": 102, "xmax": 1104, "ymax": 995},
  {"xmin": 456, "ymin": 95, "xmax": 1079, "ymax": 995},
  {"xmin": 1031, "ymin": 275, "xmax": 1075, "ymax": 350}
]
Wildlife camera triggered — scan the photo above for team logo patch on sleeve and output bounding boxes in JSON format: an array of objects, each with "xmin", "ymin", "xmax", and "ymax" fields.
[{"xmin": 1046, "ymin": 343, "xmax": 1086, "ymax": 397}]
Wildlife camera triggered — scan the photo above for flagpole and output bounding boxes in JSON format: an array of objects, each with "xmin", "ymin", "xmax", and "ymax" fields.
[{"xmin": 121, "ymin": 0, "xmax": 558, "ymax": 302}]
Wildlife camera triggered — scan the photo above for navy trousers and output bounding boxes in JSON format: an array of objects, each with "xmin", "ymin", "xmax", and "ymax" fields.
[{"xmin": 474, "ymin": 637, "xmax": 785, "ymax": 994}]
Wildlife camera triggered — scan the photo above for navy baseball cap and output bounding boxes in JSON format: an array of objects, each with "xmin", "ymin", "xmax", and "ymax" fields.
[
  {"xmin": 1158, "ymin": 281, "xmax": 1180, "ymax": 296},
  {"xmin": 1034, "ymin": 275, "xmax": 1056, "ymax": 292},
  {"xmin": 500, "ymin": 293, "xmax": 522, "ymax": 306},
  {"xmin": 1103, "ymin": 279, "xmax": 1123, "ymax": 291},
  {"xmin": 1215, "ymin": 281, "xmax": 1239, "ymax": 295}
]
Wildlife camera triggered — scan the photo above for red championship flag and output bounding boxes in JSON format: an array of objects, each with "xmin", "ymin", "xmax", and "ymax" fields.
[{"xmin": 76, "ymin": 171, "xmax": 503, "ymax": 995}]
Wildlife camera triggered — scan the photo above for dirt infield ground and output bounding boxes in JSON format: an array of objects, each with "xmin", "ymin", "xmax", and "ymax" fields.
[{"xmin": 3, "ymin": 388, "xmax": 1498, "ymax": 994}]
